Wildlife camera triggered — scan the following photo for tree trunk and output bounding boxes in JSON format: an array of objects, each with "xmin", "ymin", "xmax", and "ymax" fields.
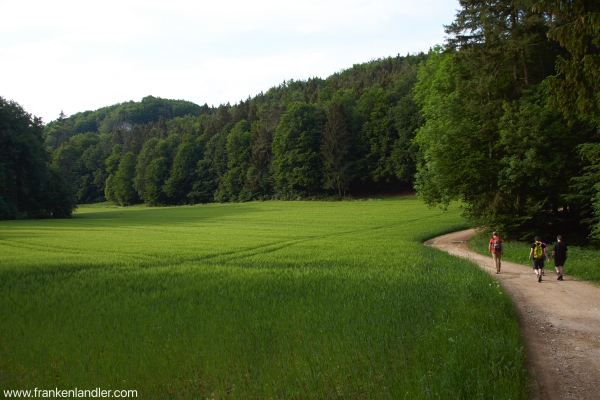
[{"xmin": 521, "ymin": 48, "xmax": 530, "ymax": 85}]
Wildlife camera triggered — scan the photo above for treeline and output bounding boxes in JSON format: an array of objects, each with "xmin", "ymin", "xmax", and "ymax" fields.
[
  {"xmin": 46, "ymin": 54, "xmax": 426, "ymax": 208},
  {"xmin": 414, "ymin": 0, "xmax": 600, "ymax": 242},
  {"xmin": 44, "ymin": 96, "xmax": 204, "ymax": 147},
  {"xmin": 0, "ymin": 97, "xmax": 75, "ymax": 219},
  {"xmin": 3, "ymin": 0, "xmax": 599, "ymax": 243}
]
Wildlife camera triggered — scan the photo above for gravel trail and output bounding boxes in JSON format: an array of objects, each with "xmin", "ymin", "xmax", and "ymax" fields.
[{"xmin": 425, "ymin": 229, "xmax": 600, "ymax": 400}]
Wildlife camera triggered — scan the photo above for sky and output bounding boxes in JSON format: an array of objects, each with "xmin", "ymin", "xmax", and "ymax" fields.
[{"xmin": 1, "ymin": 0, "xmax": 459, "ymax": 124}]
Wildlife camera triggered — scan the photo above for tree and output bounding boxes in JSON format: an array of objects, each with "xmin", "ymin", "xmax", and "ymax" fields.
[
  {"xmin": 492, "ymin": 85, "xmax": 594, "ymax": 238},
  {"xmin": 414, "ymin": 49, "xmax": 489, "ymax": 209},
  {"xmin": 78, "ymin": 135, "xmax": 111, "ymax": 203},
  {"xmin": 215, "ymin": 120, "xmax": 251, "ymax": 202},
  {"xmin": 45, "ymin": 110, "xmax": 72, "ymax": 148},
  {"xmin": 112, "ymin": 152, "xmax": 138, "ymax": 206},
  {"xmin": 534, "ymin": 0, "xmax": 600, "ymax": 123},
  {"xmin": 144, "ymin": 157, "xmax": 170, "ymax": 206},
  {"xmin": 134, "ymin": 138, "xmax": 160, "ymax": 201},
  {"xmin": 204, "ymin": 125, "xmax": 231, "ymax": 189},
  {"xmin": 104, "ymin": 144, "xmax": 123, "ymax": 203},
  {"xmin": 534, "ymin": 0, "xmax": 600, "ymax": 240},
  {"xmin": 0, "ymin": 97, "xmax": 75, "ymax": 219},
  {"xmin": 389, "ymin": 95, "xmax": 420, "ymax": 185},
  {"xmin": 358, "ymin": 85, "xmax": 395, "ymax": 185},
  {"xmin": 43, "ymin": 166, "xmax": 77, "ymax": 218},
  {"xmin": 188, "ymin": 160, "xmax": 218, "ymax": 204},
  {"xmin": 51, "ymin": 132, "xmax": 102, "ymax": 204},
  {"xmin": 163, "ymin": 136, "xmax": 205, "ymax": 204},
  {"xmin": 415, "ymin": 0, "xmax": 596, "ymax": 240},
  {"xmin": 272, "ymin": 102, "xmax": 322, "ymax": 196},
  {"xmin": 321, "ymin": 101, "xmax": 353, "ymax": 196},
  {"xmin": 420, "ymin": 1, "xmax": 528, "ymax": 199},
  {"xmin": 244, "ymin": 121, "xmax": 274, "ymax": 198}
]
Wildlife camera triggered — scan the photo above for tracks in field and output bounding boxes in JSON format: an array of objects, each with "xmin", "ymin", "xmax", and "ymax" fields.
[
  {"xmin": 174, "ymin": 212, "xmax": 452, "ymax": 267},
  {"xmin": 425, "ymin": 229, "xmax": 600, "ymax": 400}
]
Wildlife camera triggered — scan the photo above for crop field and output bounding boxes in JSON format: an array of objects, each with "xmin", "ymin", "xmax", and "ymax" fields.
[
  {"xmin": 0, "ymin": 199, "xmax": 527, "ymax": 399},
  {"xmin": 468, "ymin": 232, "xmax": 600, "ymax": 284}
]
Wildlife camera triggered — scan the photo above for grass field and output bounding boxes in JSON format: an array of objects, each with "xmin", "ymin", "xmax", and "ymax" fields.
[
  {"xmin": 0, "ymin": 199, "xmax": 528, "ymax": 399},
  {"xmin": 468, "ymin": 232, "xmax": 600, "ymax": 284}
]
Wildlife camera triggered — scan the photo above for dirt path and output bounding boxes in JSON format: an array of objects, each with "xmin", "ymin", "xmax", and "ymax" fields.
[{"xmin": 425, "ymin": 229, "xmax": 600, "ymax": 400}]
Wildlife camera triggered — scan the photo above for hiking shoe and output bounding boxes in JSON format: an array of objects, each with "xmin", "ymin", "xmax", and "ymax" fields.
[
  {"xmin": 538, "ymin": 275, "xmax": 542, "ymax": 282},
  {"xmin": 559, "ymin": 275, "xmax": 563, "ymax": 281}
]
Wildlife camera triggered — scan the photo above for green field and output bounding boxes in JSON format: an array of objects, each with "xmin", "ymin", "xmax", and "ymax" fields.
[
  {"xmin": 1, "ymin": 199, "xmax": 527, "ymax": 399},
  {"xmin": 468, "ymin": 232, "xmax": 600, "ymax": 284}
]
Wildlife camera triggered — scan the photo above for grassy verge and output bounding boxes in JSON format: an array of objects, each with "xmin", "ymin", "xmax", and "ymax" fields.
[
  {"xmin": 468, "ymin": 231, "xmax": 600, "ymax": 284},
  {"xmin": 1, "ymin": 199, "xmax": 528, "ymax": 398}
]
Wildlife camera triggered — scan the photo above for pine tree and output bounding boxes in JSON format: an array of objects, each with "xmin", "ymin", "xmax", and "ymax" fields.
[{"xmin": 534, "ymin": 0, "xmax": 600, "ymax": 239}]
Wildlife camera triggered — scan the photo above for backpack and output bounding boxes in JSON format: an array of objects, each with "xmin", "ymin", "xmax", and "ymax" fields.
[
  {"xmin": 493, "ymin": 237, "xmax": 503, "ymax": 251},
  {"xmin": 533, "ymin": 242, "xmax": 544, "ymax": 259}
]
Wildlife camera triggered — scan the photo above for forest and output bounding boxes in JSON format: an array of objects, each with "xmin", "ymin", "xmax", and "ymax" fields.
[
  {"xmin": 1, "ymin": 0, "xmax": 598, "ymax": 243},
  {"xmin": 39, "ymin": 53, "xmax": 426, "ymax": 207}
]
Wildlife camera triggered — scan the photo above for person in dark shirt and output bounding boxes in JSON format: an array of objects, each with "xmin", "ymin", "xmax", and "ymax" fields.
[{"xmin": 552, "ymin": 235, "xmax": 568, "ymax": 281}]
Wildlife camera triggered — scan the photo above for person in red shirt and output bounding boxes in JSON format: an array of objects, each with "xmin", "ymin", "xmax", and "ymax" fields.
[{"xmin": 488, "ymin": 231, "xmax": 504, "ymax": 274}]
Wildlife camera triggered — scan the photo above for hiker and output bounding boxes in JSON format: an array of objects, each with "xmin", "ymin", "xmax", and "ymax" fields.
[
  {"xmin": 488, "ymin": 231, "xmax": 503, "ymax": 274},
  {"xmin": 552, "ymin": 235, "xmax": 568, "ymax": 281},
  {"xmin": 529, "ymin": 236, "xmax": 550, "ymax": 282}
]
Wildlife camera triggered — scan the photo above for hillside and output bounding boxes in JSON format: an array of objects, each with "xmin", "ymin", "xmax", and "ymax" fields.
[
  {"xmin": 45, "ymin": 53, "xmax": 426, "ymax": 205},
  {"xmin": 4, "ymin": 0, "xmax": 600, "ymax": 243}
]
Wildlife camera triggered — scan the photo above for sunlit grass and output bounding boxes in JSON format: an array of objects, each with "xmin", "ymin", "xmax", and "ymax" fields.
[{"xmin": 1, "ymin": 199, "xmax": 528, "ymax": 398}]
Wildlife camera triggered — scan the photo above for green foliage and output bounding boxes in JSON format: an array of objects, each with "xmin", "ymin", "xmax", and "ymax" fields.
[
  {"xmin": 45, "ymin": 53, "xmax": 425, "ymax": 206},
  {"xmin": 44, "ymin": 110, "xmax": 72, "ymax": 148},
  {"xmin": 105, "ymin": 144, "xmax": 123, "ymax": 175},
  {"xmin": 112, "ymin": 152, "xmax": 138, "ymax": 206},
  {"xmin": 321, "ymin": 101, "xmax": 353, "ymax": 195},
  {"xmin": 215, "ymin": 120, "xmax": 251, "ymax": 202},
  {"xmin": 144, "ymin": 157, "xmax": 170, "ymax": 206},
  {"xmin": 572, "ymin": 143, "xmax": 600, "ymax": 241},
  {"xmin": 0, "ymin": 199, "xmax": 527, "ymax": 398},
  {"xmin": 163, "ymin": 136, "xmax": 205, "ymax": 204},
  {"xmin": 494, "ymin": 85, "xmax": 595, "ymax": 239},
  {"xmin": 415, "ymin": 0, "xmax": 597, "ymax": 240},
  {"xmin": 415, "ymin": 49, "xmax": 489, "ymax": 208},
  {"xmin": 204, "ymin": 125, "xmax": 230, "ymax": 189},
  {"xmin": 534, "ymin": 0, "xmax": 600, "ymax": 240},
  {"xmin": 51, "ymin": 132, "xmax": 107, "ymax": 204},
  {"xmin": 188, "ymin": 159, "xmax": 218, "ymax": 204},
  {"xmin": 535, "ymin": 0, "xmax": 600, "ymax": 123},
  {"xmin": 0, "ymin": 97, "xmax": 75, "ymax": 219},
  {"xmin": 78, "ymin": 135, "xmax": 111, "ymax": 203},
  {"xmin": 43, "ymin": 166, "xmax": 78, "ymax": 218},
  {"xmin": 273, "ymin": 102, "xmax": 322, "ymax": 196},
  {"xmin": 104, "ymin": 145, "xmax": 123, "ymax": 204},
  {"xmin": 133, "ymin": 138, "xmax": 160, "ymax": 201},
  {"xmin": 44, "ymin": 96, "xmax": 203, "ymax": 137},
  {"xmin": 244, "ymin": 122, "xmax": 274, "ymax": 198}
]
